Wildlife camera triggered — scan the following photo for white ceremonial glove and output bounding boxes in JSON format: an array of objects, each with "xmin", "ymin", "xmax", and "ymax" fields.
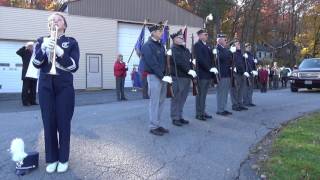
[
  {"xmin": 55, "ymin": 45, "xmax": 64, "ymax": 57},
  {"xmin": 162, "ymin": 76, "xmax": 173, "ymax": 84},
  {"xmin": 212, "ymin": 48, "xmax": 217, "ymax": 55},
  {"xmin": 252, "ymin": 70, "xmax": 258, "ymax": 76},
  {"xmin": 243, "ymin": 53, "xmax": 248, "ymax": 59},
  {"xmin": 188, "ymin": 70, "xmax": 197, "ymax": 78},
  {"xmin": 192, "ymin": 59, "xmax": 196, "ymax": 65},
  {"xmin": 210, "ymin": 67, "xmax": 219, "ymax": 74},
  {"xmin": 41, "ymin": 37, "xmax": 55, "ymax": 52},
  {"xmin": 167, "ymin": 49, "xmax": 172, "ymax": 56},
  {"xmin": 254, "ymin": 58, "xmax": 258, "ymax": 64},
  {"xmin": 230, "ymin": 46, "xmax": 236, "ymax": 53},
  {"xmin": 234, "ymin": 67, "xmax": 237, "ymax": 73},
  {"xmin": 244, "ymin": 72, "xmax": 250, "ymax": 77}
]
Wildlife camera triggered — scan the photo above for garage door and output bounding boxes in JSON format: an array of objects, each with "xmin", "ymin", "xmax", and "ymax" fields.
[
  {"xmin": 0, "ymin": 40, "xmax": 25, "ymax": 93},
  {"xmin": 118, "ymin": 23, "xmax": 150, "ymax": 87}
]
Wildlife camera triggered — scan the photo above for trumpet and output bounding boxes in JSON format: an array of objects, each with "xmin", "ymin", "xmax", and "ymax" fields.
[{"xmin": 48, "ymin": 24, "xmax": 59, "ymax": 75}]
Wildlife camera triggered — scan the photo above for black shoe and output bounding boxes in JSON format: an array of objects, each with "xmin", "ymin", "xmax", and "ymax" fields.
[
  {"xmin": 150, "ymin": 128, "xmax": 164, "ymax": 136},
  {"xmin": 224, "ymin": 111, "xmax": 233, "ymax": 115},
  {"xmin": 239, "ymin": 106, "xmax": 248, "ymax": 111},
  {"xmin": 195, "ymin": 115, "xmax": 206, "ymax": 121},
  {"xmin": 180, "ymin": 119, "xmax": 189, "ymax": 124},
  {"xmin": 204, "ymin": 114, "xmax": 212, "ymax": 119},
  {"xmin": 23, "ymin": 102, "xmax": 31, "ymax": 106},
  {"xmin": 30, "ymin": 102, "xmax": 38, "ymax": 105},
  {"xmin": 121, "ymin": 98, "xmax": 128, "ymax": 101},
  {"xmin": 216, "ymin": 111, "xmax": 228, "ymax": 116},
  {"xmin": 232, "ymin": 107, "xmax": 241, "ymax": 111},
  {"xmin": 249, "ymin": 103, "xmax": 256, "ymax": 107},
  {"xmin": 158, "ymin": 127, "xmax": 169, "ymax": 133},
  {"xmin": 172, "ymin": 120, "xmax": 183, "ymax": 126}
]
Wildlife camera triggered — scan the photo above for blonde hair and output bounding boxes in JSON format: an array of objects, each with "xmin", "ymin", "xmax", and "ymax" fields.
[{"xmin": 47, "ymin": 12, "xmax": 67, "ymax": 32}]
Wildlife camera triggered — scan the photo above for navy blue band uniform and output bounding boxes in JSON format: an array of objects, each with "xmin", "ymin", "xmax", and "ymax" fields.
[{"xmin": 33, "ymin": 35, "xmax": 79, "ymax": 163}]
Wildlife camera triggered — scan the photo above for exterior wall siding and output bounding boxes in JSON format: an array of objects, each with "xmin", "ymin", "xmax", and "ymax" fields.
[
  {"xmin": 67, "ymin": 0, "xmax": 203, "ymax": 27},
  {"xmin": 0, "ymin": 6, "xmax": 201, "ymax": 91},
  {"xmin": 0, "ymin": 6, "xmax": 118, "ymax": 89}
]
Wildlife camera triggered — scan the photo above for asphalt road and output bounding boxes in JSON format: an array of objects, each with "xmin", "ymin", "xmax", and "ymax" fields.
[{"xmin": 0, "ymin": 88, "xmax": 319, "ymax": 180}]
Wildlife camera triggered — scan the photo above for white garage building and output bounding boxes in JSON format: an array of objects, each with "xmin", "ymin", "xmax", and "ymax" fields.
[{"xmin": 0, "ymin": 0, "xmax": 203, "ymax": 93}]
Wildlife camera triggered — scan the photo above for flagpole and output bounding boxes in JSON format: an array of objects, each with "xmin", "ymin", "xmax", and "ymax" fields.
[{"xmin": 126, "ymin": 19, "xmax": 148, "ymax": 64}]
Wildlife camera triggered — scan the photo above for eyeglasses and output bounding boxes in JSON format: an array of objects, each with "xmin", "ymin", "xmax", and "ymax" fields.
[{"xmin": 177, "ymin": 36, "xmax": 184, "ymax": 40}]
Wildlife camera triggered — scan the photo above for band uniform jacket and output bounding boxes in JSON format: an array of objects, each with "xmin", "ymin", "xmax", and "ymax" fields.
[{"xmin": 32, "ymin": 35, "xmax": 80, "ymax": 79}]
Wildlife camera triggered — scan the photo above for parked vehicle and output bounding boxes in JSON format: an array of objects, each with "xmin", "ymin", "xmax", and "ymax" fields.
[{"xmin": 289, "ymin": 58, "xmax": 320, "ymax": 92}]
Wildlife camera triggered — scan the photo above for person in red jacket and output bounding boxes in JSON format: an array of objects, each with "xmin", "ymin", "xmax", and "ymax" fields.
[
  {"xmin": 258, "ymin": 65, "xmax": 269, "ymax": 93},
  {"xmin": 114, "ymin": 54, "xmax": 128, "ymax": 101}
]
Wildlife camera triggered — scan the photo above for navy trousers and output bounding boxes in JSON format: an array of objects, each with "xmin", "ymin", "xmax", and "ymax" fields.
[{"xmin": 38, "ymin": 74, "xmax": 75, "ymax": 163}]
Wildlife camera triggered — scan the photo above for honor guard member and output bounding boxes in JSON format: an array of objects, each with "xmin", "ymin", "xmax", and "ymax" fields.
[
  {"xmin": 32, "ymin": 13, "xmax": 79, "ymax": 173},
  {"xmin": 168, "ymin": 29, "xmax": 197, "ymax": 126},
  {"xmin": 16, "ymin": 42, "xmax": 38, "ymax": 106},
  {"xmin": 230, "ymin": 40, "xmax": 249, "ymax": 111},
  {"xmin": 243, "ymin": 43, "xmax": 258, "ymax": 106},
  {"xmin": 216, "ymin": 34, "xmax": 233, "ymax": 116},
  {"xmin": 141, "ymin": 22, "xmax": 172, "ymax": 136},
  {"xmin": 194, "ymin": 29, "xmax": 218, "ymax": 121}
]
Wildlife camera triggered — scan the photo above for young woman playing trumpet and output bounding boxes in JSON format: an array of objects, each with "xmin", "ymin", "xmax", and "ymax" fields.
[{"xmin": 32, "ymin": 12, "xmax": 79, "ymax": 173}]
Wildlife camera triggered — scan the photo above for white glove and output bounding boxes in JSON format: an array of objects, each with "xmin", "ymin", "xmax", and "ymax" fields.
[
  {"xmin": 212, "ymin": 49, "xmax": 217, "ymax": 55},
  {"xmin": 55, "ymin": 45, "xmax": 64, "ymax": 57},
  {"xmin": 162, "ymin": 76, "xmax": 173, "ymax": 84},
  {"xmin": 244, "ymin": 72, "xmax": 250, "ymax": 77},
  {"xmin": 252, "ymin": 70, "xmax": 258, "ymax": 76},
  {"xmin": 188, "ymin": 70, "xmax": 197, "ymax": 78},
  {"xmin": 210, "ymin": 67, "xmax": 219, "ymax": 74},
  {"xmin": 230, "ymin": 46, "xmax": 236, "ymax": 53},
  {"xmin": 243, "ymin": 53, "xmax": 248, "ymax": 59},
  {"xmin": 41, "ymin": 37, "xmax": 55, "ymax": 52},
  {"xmin": 192, "ymin": 59, "xmax": 196, "ymax": 65},
  {"xmin": 254, "ymin": 58, "xmax": 258, "ymax": 64},
  {"xmin": 234, "ymin": 67, "xmax": 237, "ymax": 73},
  {"xmin": 167, "ymin": 49, "xmax": 172, "ymax": 56}
]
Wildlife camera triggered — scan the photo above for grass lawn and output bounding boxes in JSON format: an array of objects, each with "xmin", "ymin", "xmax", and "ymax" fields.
[{"xmin": 263, "ymin": 112, "xmax": 320, "ymax": 180}]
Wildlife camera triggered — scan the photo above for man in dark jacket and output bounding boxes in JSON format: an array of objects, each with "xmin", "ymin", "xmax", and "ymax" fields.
[
  {"xmin": 168, "ymin": 29, "xmax": 197, "ymax": 126},
  {"xmin": 243, "ymin": 43, "xmax": 258, "ymax": 106},
  {"xmin": 16, "ymin": 42, "xmax": 38, "ymax": 106},
  {"xmin": 194, "ymin": 29, "xmax": 218, "ymax": 121},
  {"xmin": 216, "ymin": 34, "xmax": 233, "ymax": 116},
  {"xmin": 141, "ymin": 23, "xmax": 172, "ymax": 136},
  {"xmin": 230, "ymin": 40, "xmax": 249, "ymax": 111}
]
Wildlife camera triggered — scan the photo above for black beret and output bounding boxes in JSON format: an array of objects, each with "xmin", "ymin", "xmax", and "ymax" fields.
[
  {"xmin": 217, "ymin": 33, "xmax": 227, "ymax": 38},
  {"xmin": 170, "ymin": 29, "xmax": 183, "ymax": 39},
  {"xmin": 197, "ymin": 29, "xmax": 208, "ymax": 35},
  {"xmin": 148, "ymin": 22, "xmax": 164, "ymax": 33},
  {"xmin": 229, "ymin": 39, "xmax": 239, "ymax": 47}
]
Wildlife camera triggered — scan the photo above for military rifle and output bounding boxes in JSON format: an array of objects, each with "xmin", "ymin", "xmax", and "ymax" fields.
[{"xmin": 190, "ymin": 34, "xmax": 199, "ymax": 96}]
